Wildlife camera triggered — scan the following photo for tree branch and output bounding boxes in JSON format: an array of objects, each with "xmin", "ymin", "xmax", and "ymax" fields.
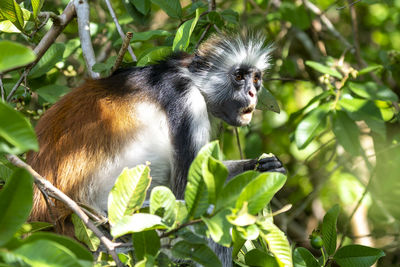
[
  {"xmin": 103, "ymin": 0, "xmax": 136, "ymax": 62},
  {"xmin": 0, "ymin": 75, "xmax": 4, "ymax": 101},
  {"xmin": 6, "ymin": 1, "xmax": 76, "ymax": 102},
  {"xmin": 111, "ymin": 32, "xmax": 133, "ymax": 73},
  {"xmin": 73, "ymin": 0, "xmax": 100, "ymax": 79},
  {"xmin": 5, "ymin": 154, "xmax": 124, "ymax": 267},
  {"xmin": 303, "ymin": 0, "xmax": 353, "ymax": 50}
]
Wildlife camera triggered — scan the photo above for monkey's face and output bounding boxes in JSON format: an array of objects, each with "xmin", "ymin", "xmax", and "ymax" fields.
[{"xmin": 207, "ymin": 66, "xmax": 261, "ymax": 127}]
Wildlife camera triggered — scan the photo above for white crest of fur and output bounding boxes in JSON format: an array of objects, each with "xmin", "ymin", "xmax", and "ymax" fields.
[
  {"xmin": 204, "ymin": 33, "xmax": 272, "ymax": 72},
  {"xmin": 193, "ymin": 33, "xmax": 273, "ymax": 101}
]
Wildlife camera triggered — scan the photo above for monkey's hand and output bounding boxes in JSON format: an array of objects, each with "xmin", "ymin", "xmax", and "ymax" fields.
[{"xmin": 254, "ymin": 153, "xmax": 286, "ymax": 174}]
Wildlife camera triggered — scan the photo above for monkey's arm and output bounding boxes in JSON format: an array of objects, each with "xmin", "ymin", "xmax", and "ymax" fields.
[{"xmin": 223, "ymin": 155, "xmax": 286, "ymax": 180}]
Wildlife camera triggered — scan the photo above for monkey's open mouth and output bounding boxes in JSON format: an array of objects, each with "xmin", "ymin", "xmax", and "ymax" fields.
[
  {"xmin": 242, "ymin": 106, "xmax": 254, "ymax": 114},
  {"xmin": 240, "ymin": 105, "xmax": 255, "ymax": 115},
  {"xmin": 239, "ymin": 105, "xmax": 255, "ymax": 124}
]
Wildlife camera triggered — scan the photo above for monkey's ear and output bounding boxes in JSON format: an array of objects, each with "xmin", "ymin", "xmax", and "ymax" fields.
[{"xmin": 256, "ymin": 86, "xmax": 280, "ymax": 113}]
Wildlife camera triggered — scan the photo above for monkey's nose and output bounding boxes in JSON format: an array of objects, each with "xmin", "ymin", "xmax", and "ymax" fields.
[{"xmin": 248, "ymin": 87, "xmax": 256, "ymax": 98}]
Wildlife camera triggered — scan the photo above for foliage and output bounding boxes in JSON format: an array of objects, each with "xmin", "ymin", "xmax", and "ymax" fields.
[{"xmin": 1, "ymin": 0, "xmax": 399, "ymax": 266}]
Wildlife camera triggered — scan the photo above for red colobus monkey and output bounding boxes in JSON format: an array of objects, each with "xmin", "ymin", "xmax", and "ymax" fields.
[{"xmin": 27, "ymin": 32, "xmax": 285, "ymax": 264}]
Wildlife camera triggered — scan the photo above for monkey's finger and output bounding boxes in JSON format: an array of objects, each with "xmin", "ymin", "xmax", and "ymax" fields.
[{"xmin": 257, "ymin": 159, "xmax": 283, "ymax": 172}]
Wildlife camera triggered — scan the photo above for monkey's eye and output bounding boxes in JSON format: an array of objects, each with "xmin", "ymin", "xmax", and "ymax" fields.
[
  {"xmin": 253, "ymin": 76, "xmax": 259, "ymax": 84},
  {"xmin": 235, "ymin": 73, "xmax": 244, "ymax": 81}
]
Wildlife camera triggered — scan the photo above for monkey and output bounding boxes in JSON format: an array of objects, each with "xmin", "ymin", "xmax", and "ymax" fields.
[{"xmin": 27, "ymin": 32, "xmax": 285, "ymax": 265}]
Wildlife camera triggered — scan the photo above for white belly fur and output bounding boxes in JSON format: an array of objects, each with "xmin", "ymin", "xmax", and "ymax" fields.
[{"xmin": 90, "ymin": 101, "xmax": 173, "ymax": 212}]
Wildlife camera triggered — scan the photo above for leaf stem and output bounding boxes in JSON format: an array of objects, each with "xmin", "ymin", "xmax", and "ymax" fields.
[{"xmin": 160, "ymin": 218, "xmax": 203, "ymax": 238}]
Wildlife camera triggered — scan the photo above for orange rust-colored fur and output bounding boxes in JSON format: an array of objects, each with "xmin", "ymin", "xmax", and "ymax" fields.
[{"xmin": 27, "ymin": 80, "xmax": 140, "ymax": 232}]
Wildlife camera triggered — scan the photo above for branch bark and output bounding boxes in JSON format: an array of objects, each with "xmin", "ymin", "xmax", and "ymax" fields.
[
  {"xmin": 103, "ymin": 0, "xmax": 136, "ymax": 62},
  {"xmin": 6, "ymin": 1, "xmax": 76, "ymax": 102},
  {"xmin": 111, "ymin": 32, "xmax": 133, "ymax": 73},
  {"xmin": 73, "ymin": 0, "xmax": 100, "ymax": 79},
  {"xmin": 5, "ymin": 154, "xmax": 124, "ymax": 267}
]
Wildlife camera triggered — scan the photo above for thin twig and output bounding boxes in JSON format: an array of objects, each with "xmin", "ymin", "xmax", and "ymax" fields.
[
  {"xmin": 5, "ymin": 154, "xmax": 124, "ymax": 267},
  {"xmin": 338, "ymin": 172, "xmax": 373, "ymax": 248},
  {"xmin": 195, "ymin": 24, "xmax": 212, "ymax": 49},
  {"xmin": 0, "ymin": 75, "xmax": 4, "ymax": 101},
  {"xmin": 303, "ymin": 0, "xmax": 353, "ymax": 49},
  {"xmin": 234, "ymin": 128, "xmax": 244, "ymax": 160},
  {"xmin": 336, "ymin": 0, "xmax": 361, "ymax": 10},
  {"xmin": 111, "ymin": 32, "xmax": 133, "ymax": 73},
  {"xmin": 348, "ymin": 0, "xmax": 363, "ymax": 69},
  {"xmin": 103, "ymin": 0, "xmax": 136, "ymax": 62},
  {"xmin": 73, "ymin": 0, "xmax": 100, "ymax": 79},
  {"xmin": 6, "ymin": 1, "xmax": 76, "ymax": 102},
  {"xmin": 29, "ymin": 12, "xmax": 51, "ymax": 38},
  {"xmin": 208, "ymin": 0, "xmax": 216, "ymax": 11},
  {"xmin": 160, "ymin": 219, "xmax": 203, "ymax": 238}
]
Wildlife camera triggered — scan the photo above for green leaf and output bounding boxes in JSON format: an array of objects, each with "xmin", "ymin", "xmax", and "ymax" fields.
[
  {"xmin": 259, "ymin": 220, "xmax": 293, "ymax": 267},
  {"xmin": 322, "ymin": 204, "xmax": 340, "ymax": 255},
  {"xmin": 0, "ymin": 41, "xmax": 36, "ymax": 72},
  {"xmin": 280, "ymin": 3, "xmax": 312, "ymax": 30},
  {"xmin": 174, "ymin": 200, "xmax": 189, "ymax": 226},
  {"xmin": 130, "ymin": 30, "xmax": 172, "ymax": 42},
  {"xmin": 12, "ymin": 239, "xmax": 87, "ymax": 267},
  {"xmin": 295, "ymin": 103, "xmax": 330, "ymax": 149},
  {"xmin": 0, "ymin": 169, "xmax": 33, "ymax": 246},
  {"xmin": 207, "ymin": 11, "xmax": 224, "ymax": 27},
  {"xmin": 228, "ymin": 202, "xmax": 257, "ymax": 227},
  {"xmin": 71, "ymin": 214, "xmax": 100, "ymax": 252},
  {"xmin": 150, "ymin": 186, "xmax": 176, "ymax": 226},
  {"xmin": 63, "ymin": 38, "xmax": 81, "ymax": 58},
  {"xmin": 358, "ymin": 65, "xmax": 383, "ymax": 76},
  {"xmin": 333, "ymin": 245, "xmax": 385, "ymax": 267},
  {"xmin": 305, "ymin": 61, "xmax": 343, "ymax": 79},
  {"xmin": 203, "ymin": 156, "xmax": 228, "ymax": 205},
  {"xmin": 176, "ymin": 228, "xmax": 208, "ymax": 244},
  {"xmin": 202, "ymin": 209, "xmax": 232, "ymax": 247},
  {"xmin": 216, "ymin": 171, "xmax": 259, "ymax": 211},
  {"xmin": 111, "ymin": 213, "xmax": 166, "ymax": 238},
  {"xmin": 232, "ymin": 228, "xmax": 246, "ymax": 257},
  {"xmin": 137, "ymin": 46, "xmax": 172, "ymax": 66},
  {"xmin": 132, "ymin": 230, "xmax": 160, "ymax": 261},
  {"xmin": 332, "ymin": 111, "xmax": 361, "ymax": 156},
  {"xmin": 31, "ymin": 0, "xmax": 44, "ymax": 19},
  {"xmin": 132, "ymin": 0, "xmax": 151, "ymax": 15},
  {"xmin": 220, "ymin": 9, "xmax": 239, "ymax": 24},
  {"xmin": 185, "ymin": 142, "xmax": 218, "ymax": 219},
  {"xmin": 339, "ymin": 97, "xmax": 385, "ymax": 137},
  {"xmin": 293, "ymin": 247, "xmax": 319, "ymax": 267},
  {"xmin": 172, "ymin": 240, "xmax": 222, "ymax": 267},
  {"xmin": 0, "ymin": 102, "xmax": 38, "ymax": 154},
  {"xmin": 348, "ymin": 82, "xmax": 398, "ymax": 102},
  {"xmin": 236, "ymin": 172, "xmax": 287, "ymax": 215},
  {"xmin": 245, "ymin": 248, "xmax": 280, "ymax": 267},
  {"xmin": 256, "ymin": 86, "xmax": 281, "ymax": 113},
  {"xmin": 289, "ymin": 90, "xmax": 334, "ymax": 122},
  {"xmin": 29, "ymin": 43, "xmax": 65, "ymax": 78},
  {"xmin": 108, "ymin": 165, "xmax": 151, "ymax": 226},
  {"xmin": 23, "ymin": 232, "xmax": 93, "ymax": 262},
  {"xmin": 151, "ymin": 0, "xmax": 182, "ymax": 19},
  {"xmin": 0, "ymin": 0, "xmax": 24, "ymax": 31},
  {"xmin": 173, "ymin": 8, "xmax": 200, "ymax": 51},
  {"xmin": 35, "ymin": 85, "xmax": 70, "ymax": 104},
  {"xmin": 135, "ymin": 254, "xmax": 155, "ymax": 267}
]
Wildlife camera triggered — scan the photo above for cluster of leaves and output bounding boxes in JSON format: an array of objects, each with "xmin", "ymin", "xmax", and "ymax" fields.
[
  {"xmin": 77, "ymin": 141, "xmax": 290, "ymax": 266},
  {"xmin": 295, "ymin": 205, "xmax": 384, "ymax": 267}
]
